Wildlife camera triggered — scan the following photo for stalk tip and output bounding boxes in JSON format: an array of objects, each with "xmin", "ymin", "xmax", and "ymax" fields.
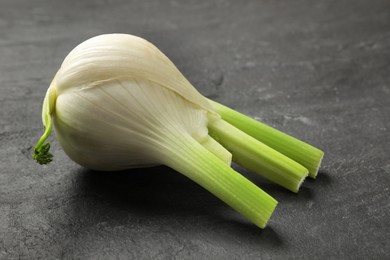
[{"xmin": 309, "ymin": 151, "xmax": 324, "ymax": 179}]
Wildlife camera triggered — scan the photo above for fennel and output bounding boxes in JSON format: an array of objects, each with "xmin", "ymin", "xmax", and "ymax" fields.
[{"xmin": 33, "ymin": 34, "xmax": 324, "ymax": 228}]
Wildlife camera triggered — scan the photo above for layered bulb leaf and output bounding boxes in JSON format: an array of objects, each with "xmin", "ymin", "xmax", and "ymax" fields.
[{"xmin": 34, "ymin": 34, "xmax": 324, "ymax": 229}]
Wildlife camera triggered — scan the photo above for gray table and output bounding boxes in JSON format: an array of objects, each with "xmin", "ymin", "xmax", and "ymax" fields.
[{"xmin": 1, "ymin": 0, "xmax": 389, "ymax": 259}]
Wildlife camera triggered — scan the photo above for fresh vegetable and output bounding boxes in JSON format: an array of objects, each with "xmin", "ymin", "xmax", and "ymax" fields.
[{"xmin": 33, "ymin": 34, "xmax": 323, "ymax": 228}]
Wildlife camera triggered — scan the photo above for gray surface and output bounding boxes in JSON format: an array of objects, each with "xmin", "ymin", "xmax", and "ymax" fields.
[{"xmin": 1, "ymin": 0, "xmax": 389, "ymax": 259}]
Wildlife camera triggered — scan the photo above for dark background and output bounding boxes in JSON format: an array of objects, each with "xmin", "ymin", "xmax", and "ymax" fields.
[{"xmin": 1, "ymin": 0, "xmax": 389, "ymax": 259}]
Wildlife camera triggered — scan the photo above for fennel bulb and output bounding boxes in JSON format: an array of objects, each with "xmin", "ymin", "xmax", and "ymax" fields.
[{"xmin": 34, "ymin": 34, "xmax": 323, "ymax": 229}]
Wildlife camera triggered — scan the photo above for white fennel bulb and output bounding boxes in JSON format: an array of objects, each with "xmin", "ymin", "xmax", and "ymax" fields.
[{"xmin": 34, "ymin": 34, "xmax": 324, "ymax": 229}]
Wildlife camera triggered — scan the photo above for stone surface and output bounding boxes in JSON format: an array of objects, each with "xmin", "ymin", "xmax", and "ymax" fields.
[{"xmin": 1, "ymin": 0, "xmax": 389, "ymax": 259}]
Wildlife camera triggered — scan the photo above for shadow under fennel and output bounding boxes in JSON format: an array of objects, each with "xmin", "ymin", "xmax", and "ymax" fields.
[{"xmin": 64, "ymin": 164, "xmax": 284, "ymax": 247}]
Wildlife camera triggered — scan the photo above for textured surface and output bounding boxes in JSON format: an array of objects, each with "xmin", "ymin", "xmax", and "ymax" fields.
[{"xmin": 1, "ymin": 0, "xmax": 390, "ymax": 259}]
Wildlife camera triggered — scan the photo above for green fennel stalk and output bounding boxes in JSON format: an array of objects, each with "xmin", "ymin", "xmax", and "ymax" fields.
[
  {"xmin": 209, "ymin": 99, "xmax": 324, "ymax": 178},
  {"xmin": 208, "ymin": 118, "xmax": 308, "ymax": 193},
  {"xmin": 164, "ymin": 134, "xmax": 277, "ymax": 228}
]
